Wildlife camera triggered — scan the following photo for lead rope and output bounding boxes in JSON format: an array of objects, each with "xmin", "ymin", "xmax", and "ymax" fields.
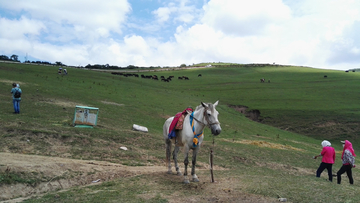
[{"xmin": 210, "ymin": 132, "xmax": 215, "ymax": 182}]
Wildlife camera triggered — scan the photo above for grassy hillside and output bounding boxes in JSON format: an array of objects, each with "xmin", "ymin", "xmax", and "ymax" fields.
[{"xmin": 1, "ymin": 62, "xmax": 360, "ymax": 202}]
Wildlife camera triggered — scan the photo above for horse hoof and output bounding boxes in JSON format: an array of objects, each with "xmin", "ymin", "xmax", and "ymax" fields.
[
  {"xmin": 177, "ymin": 172, "xmax": 183, "ymax": 176},
  {"xmin": 184, "ymin": 180, "xmax": 190, "ymax": 184},
  {"xmin": 193, "ymin": 178, "xmax": 199, "ymax": 182}
]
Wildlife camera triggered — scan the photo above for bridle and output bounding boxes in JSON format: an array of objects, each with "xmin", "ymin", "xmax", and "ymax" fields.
[
  {"xmin": 189, "ymin": 105, "xmax": 220, "ymax": 147},
  {"xmin": 190, "ymin": 106, "xmax": 220, "ymax": 128}
]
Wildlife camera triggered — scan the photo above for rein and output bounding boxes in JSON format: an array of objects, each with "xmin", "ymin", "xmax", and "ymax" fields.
[{"xmin": 189, "ymin": 107, "xmax": 220, "ymax": 147}]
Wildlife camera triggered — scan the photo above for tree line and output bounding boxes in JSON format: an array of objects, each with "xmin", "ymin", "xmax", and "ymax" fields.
[
  {"xmin": 0, "ymin": 54, "xmax": 20, "ymax": 62},
  {"xmin": 0, "ymin": 54, "xmax": 66, "ymax": 66},
  {"xmin": 0, "ymin": 53, "xmax": 179, "ymax": 70}
]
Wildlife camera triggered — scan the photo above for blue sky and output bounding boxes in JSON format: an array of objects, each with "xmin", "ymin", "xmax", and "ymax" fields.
[{"xmin": 1, "ymin": 0, "xmax": 360, "ymax": 70}]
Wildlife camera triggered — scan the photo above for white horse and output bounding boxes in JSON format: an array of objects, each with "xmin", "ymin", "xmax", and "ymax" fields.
[{"xmin": 163, "ymin": 101, "xmax": 222, "ymax": 183}]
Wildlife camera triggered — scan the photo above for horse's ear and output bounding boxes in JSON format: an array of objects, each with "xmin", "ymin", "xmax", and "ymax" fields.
[
  {"xmin": 201, "ymin": 102, "xmax": 208, "ymax": 108},
  {"xmin": 214, "ymin": 100, "xmax": 219, "ymax": 107}
]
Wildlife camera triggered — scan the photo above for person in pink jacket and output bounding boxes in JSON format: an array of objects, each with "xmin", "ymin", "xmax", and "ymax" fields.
[
  {"xmin": 337, "ymin": 140, "xmax": 356, "ymax": 184},
  {"xmin": 314, "ymin": 140, "xmax": 336, "ymax": 182}
]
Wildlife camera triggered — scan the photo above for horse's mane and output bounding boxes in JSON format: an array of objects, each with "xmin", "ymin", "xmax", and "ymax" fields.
[{"xmin": 195, "ymin": 102, "xmax": 214, "ymax": 112}]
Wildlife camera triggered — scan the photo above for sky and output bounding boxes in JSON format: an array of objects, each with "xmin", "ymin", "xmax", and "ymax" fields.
[{"xmin": 0, "ymin": 0, "xmax": 360, "ymax": 70}]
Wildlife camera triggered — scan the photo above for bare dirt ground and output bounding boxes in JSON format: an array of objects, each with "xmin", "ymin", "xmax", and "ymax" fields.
[
  {"xmin": 0, "ymin": 153, "xmax": 280, "ymax": 203},
  {"xmin": 0, "ymin": 152, "xmax": 163, "ymax": 202}
]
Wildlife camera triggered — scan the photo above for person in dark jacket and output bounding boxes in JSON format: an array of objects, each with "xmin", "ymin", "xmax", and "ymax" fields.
[{"xmin": 10, "ymin": 83, "xmax": 22, "ymax": 114}]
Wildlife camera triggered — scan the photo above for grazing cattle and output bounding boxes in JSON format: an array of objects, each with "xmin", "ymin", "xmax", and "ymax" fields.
[
  {"xmin": 111, "ymin": 72, "xmax": 123, "ymax": 75},
  {"xmin": 198, "ymin": 74, "xmax": 202, "ymax": 77},
  {"xmin": 178, "ymin": 77, "xmax": 183, "ymax": 80},
  {"xmin": 260, "ymin": 78, "xmax": 265, "ymax": 83},
  {"xmin": 324, "ymin": 75, "xmax": 327, "ymax": 78},
  {"xmin": 268, "ymin": 79, "xmax": 270, "ymax": 83},
  {"xmin": 184, "ymin": 76, "xmax": 189, "ymax": 80}
]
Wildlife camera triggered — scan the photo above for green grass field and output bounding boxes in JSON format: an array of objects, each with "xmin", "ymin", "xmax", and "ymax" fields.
[{"xmin": 1, "ymin": 62, "xmax": 360, "ymax": 202}]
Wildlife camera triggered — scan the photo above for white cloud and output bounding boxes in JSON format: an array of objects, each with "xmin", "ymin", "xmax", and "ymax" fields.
[
  {"xmin": 0, "ymin": 16, "xmax": 45, "ymax": 39},
  {"xmin": 202, "ymin": 0, "xmax": 291, "ymax": 36},
  {"xmin": 153, "ymin": 7, "xmax": 172, "ymax": 23},
  {"xmin": 152, "ymin": 0, "xmax": 199, "ymax": 24},
  {"xmin": 1, "ymin": 0, "xmax": 360, "ymax": 70},
  {"xmin": 0, "ymin": 0, "xmax": 130, "ymax": 33}
]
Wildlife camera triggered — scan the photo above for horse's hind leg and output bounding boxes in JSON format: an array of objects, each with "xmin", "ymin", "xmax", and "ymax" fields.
[
  {"xmin": 165, "ymin": 139, "xmax": 172, "ymax": 174},
  {"xmin": 173, "ymin": 145, "xmax": 182, "ymax": 176},
  {"xmin": 191, "ymin": 148, "xmax": 200, "ymax": 182}
]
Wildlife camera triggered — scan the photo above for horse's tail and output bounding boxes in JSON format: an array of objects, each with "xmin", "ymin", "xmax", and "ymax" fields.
[
  {"xmin": 163, "ymin": 117, "xmax": 174, "ymax": 168},
  {"xmin": 163, "ymin": 117, "xmax": 174, "ymax": 140}
]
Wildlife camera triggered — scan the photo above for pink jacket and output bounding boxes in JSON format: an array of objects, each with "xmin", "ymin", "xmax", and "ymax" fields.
[
  {"xmin": 321, "ymin": 146, "xmax": 335, "ymax": 164},
  {"xmin": 341, "ymin": 140, "xmax": 356, "ymax": 165}
]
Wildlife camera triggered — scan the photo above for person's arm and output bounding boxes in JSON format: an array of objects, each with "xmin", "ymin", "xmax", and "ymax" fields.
[{"xmin": 314, "ymin": 148, "xmax": 325, "ymax": 159}]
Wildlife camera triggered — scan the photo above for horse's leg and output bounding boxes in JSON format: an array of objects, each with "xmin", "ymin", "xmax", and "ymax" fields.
[
  {"xmin": 183, "ymin": 146, "xmax": 190, "ymax": 184},
  {"xmin": 173, "ymin": 145, "xmax": 182, "ymax": 176},
  {"xmin": 191, "ymin": 147, "xmax": 200, "ymax": 182},
  {"xmin": 165, "ymin": 139, "xmax": 172, "ymax": 174}
]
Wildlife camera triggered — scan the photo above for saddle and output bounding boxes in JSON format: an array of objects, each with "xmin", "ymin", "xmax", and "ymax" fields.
[
  {"xmin": 168, "ymin": 107, "xmax": 193, "ymax": 139},
  {"xmin": 175, "ymin": 114, "xmax": 186, "ymax": 130}
]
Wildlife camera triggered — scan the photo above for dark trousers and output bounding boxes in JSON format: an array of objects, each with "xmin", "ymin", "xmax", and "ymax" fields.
[
  {"xmin": 337, "ymin": 164, "xmax": 353, "ymax": 184},
  {"xmin": 316, "ymin": 162, "xmax": 333, "ymax": 182}
]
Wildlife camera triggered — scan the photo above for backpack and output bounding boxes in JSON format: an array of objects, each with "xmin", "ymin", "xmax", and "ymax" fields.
[{"xmin": 14, "ymin": 89, "xmax": 21, "ymax": 98}]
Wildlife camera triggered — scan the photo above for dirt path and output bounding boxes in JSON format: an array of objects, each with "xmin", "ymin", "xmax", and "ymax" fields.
[
  {"xmin": 0, "ymin": 152, "xmax": 164, "ymax": 202},
  {"xmin": 0, "ymin": 153, "xmax": 280, "ymax": 203}
]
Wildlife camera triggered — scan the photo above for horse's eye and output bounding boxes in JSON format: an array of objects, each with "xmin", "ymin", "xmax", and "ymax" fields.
[{"xmin": 207, "ymin": 113, "xmax": 211, "ymax": 116}]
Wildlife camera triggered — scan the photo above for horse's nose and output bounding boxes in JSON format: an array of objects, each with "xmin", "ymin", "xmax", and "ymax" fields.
[
  {"xmin": 216, "ymin": 129, "xmax": 221, "ymax": 135},
  {"xmin": 213, "ymin": 128, "xmax": 221, "ymax": 136}
]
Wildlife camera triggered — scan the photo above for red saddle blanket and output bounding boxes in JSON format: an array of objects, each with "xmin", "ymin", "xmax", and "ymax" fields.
[{"xmin": 168, "ymin": 108, "xmax": 193, "ymax": 134}]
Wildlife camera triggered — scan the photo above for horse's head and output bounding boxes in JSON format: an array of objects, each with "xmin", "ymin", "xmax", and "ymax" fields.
[{"xmin": 201, "ymin": 100, "xmax": 222, "ymax": 136}]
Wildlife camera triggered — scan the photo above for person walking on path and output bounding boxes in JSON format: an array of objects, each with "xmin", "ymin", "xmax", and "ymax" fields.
[
  {"xmin": 314, "ymin": 140, "xmax": 336, "ymax": 182},
  {"xmin": 337, "ymin": 140, "xmax": 356, "ymax": 184},
  {"xmin": 10, "ymin": 83, "xmax": 22, "ymax": 114}
]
